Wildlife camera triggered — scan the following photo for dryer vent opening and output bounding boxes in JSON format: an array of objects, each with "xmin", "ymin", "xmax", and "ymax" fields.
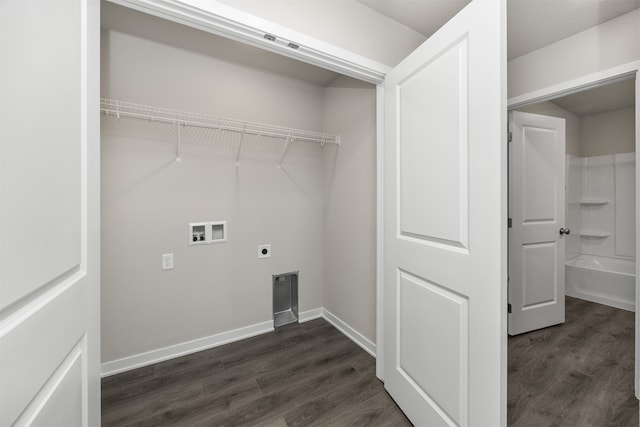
[{"xmin": 273, "ymin": 272, "xmax": 298, "ymax": 328}]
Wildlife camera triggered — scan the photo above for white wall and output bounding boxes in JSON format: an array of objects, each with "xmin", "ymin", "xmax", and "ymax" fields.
[
  {"xmin": 216, "ymin": 0, "xmax": 425, "ymax": 67},
  {"xmin": 101, "ymin": 29, "xmax": 327, "ymax": 364},
  {"xmin": 322, "ymin": 76, "xmax": 377, "ymax": 343},
  {"xmin": 581, "ymin": 107, "xmax": 636, "ymax": 156},
  {"xmin": 508, "ymin": 9, "xmax": 640, "ymax": 98}
]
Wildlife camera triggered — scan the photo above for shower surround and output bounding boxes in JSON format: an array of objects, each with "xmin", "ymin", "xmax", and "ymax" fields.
[{"xmin": 565, "ymin": 153, "xmax": 636, "ymax": 311}]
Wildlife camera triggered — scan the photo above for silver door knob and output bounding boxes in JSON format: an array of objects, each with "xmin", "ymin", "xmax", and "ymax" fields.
[{"xmin": 559, "ymin": 228, "xmax": 571, "ymax": 235}]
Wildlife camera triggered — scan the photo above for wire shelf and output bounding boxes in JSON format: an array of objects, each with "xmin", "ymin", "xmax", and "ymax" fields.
[{"xmin": 100, "ymin": 98, "xmax": 339, "ymax": 146}]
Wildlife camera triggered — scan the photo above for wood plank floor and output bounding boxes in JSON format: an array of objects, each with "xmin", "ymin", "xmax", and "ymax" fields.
[
  {"xmin": 103, "ymin": 297, "xmax": 637, "ymax": 426},
  {"xmin": 101, "ymin": 319, "xmax": 411, "ymax": 426},
  {"xmin": 508, "ymin": 296, "xmax": 638, "ymax": 426}
]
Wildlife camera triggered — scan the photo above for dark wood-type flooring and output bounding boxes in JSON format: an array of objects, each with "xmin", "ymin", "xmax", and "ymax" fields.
[
  {"xmin": 101, "ymin": 319, "xmax": 411, "ymax": 426},
  {"xmin": 103, "ymin": 297, "xmax": 638, "ymax": 426},
  {"xmin": 508, "ymin": 296, "xmax": 638, "ymax": 426}
]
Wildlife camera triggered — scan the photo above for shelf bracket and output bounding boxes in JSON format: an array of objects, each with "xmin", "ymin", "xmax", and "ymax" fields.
[
  {"xmin": 176, "ymin": 122, "xmax": 182, "ymax": 163},
  {"xmin": 235, "ymin": 125, "xmax": 246, "ymax": 166},
  {"xmin": 277, "ymin": 131, "xmax": 294, "ymax": 168}
]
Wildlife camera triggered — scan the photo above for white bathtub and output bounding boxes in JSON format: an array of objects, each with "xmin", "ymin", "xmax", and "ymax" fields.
[{"xmin": 566, "ymin": 255, "xmax": 636, "ymax": 312}]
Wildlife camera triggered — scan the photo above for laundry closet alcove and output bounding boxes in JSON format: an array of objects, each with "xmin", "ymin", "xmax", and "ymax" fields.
[{"xmin": 100, "ymin": 2, "xmax": 377, "ymax": 375}]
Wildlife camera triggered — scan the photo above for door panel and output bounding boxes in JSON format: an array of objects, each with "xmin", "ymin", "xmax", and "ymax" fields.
[
  {"xmin": 509, "ymin": 111, "xmax": 566, "ymax": 335},
  {"xmin": 384, "ymin": 0, "xmax": 507, "ymax": 425},
  {"xmin": 522, "ymin": 127, "xmax": 558, "ymax": 222},
  {"xmin": 397, "ymin": 270, "xmax": 468, "ymax": 424},
  {"xmin": 0, "ymin": 0, "xmax": 100, "ymax": 425},
  {"xmin": 0, "ymin": 0, "xmax": 82, "ymax": 308},
  {"xmin": 522, "ymin": 242, "xmax": 557, "ymax": 307},
  {"xmin": 399, "ymin": 38, "xmax": 468, "ymax": 248}
]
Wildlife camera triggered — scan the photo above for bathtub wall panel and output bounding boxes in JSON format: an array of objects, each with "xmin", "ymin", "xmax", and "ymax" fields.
[
  {"xmin": 565, "ymin": 155, "xmax": 582, "ymax": 260},
  {"xmin": 568, "ymin": 153, "xmax": 636, "ymax": 260},
  {"xmin": 615, "ymin": 153, "xmax": 636, "ymax": 258},
  {"xmin": 581, "ymin": 155, "xmax": 616, "ymax": 257}
]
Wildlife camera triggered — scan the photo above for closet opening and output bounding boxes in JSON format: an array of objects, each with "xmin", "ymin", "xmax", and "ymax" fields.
[
  {"xmin": 507, "ymin": 74, "xmax": 638, "ymax": 423},
  {"xmin": 100, "ymin": 0, "xmax": 378, "ymax": 382}
]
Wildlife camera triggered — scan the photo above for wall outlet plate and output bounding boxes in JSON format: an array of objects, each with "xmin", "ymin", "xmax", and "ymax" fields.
[
  {"xmin": 258, "ymin": 244, "xmax": 271, "ymax": 259},
  {"xmin": 162, "ymin": 253, "xmax": 174, "ymax": 270}
]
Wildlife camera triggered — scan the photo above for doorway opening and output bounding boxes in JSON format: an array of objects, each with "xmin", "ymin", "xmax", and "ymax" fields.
[{"xmin": 507, "ymin": 74, "xmax": 638, "ymax": 424}]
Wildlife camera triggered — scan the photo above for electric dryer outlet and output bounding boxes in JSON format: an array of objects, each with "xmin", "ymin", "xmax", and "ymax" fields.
[{"xmin": 258, "ymin": 244, "xmax": 271, "ymax": 259}]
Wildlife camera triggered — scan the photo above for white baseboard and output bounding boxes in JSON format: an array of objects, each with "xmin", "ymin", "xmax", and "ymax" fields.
[
  {"xmin": 321, "ymin": 308, "xmax": 377, "ymax": 357},
  {"xmin": 298, "ymin": 308, "xmax": 323, "ymax": 322},
  {"xmin": 101, "ymin": 320, "xmax": 273, "ymax": 377},
  {"xmin": 101, "ymin": 307, "xmax": 376, "ymax": 376}
]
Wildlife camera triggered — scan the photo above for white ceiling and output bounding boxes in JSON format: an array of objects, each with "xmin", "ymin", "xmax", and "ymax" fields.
[{"xmin": 357, "ymin": 0, "xmax": 640, "ymax": 60}]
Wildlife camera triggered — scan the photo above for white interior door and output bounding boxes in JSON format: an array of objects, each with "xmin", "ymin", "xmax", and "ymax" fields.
[
  {"xmin": 0, "ymin": 1, "xmax": 100, "ymax": 425},
  {"xmin": 508, "ymin": 111, "xmax": 566, "ymax": 335},
  {"xmin": 383, "ymin": 0, "xmax": 507, "ymax": 425}
]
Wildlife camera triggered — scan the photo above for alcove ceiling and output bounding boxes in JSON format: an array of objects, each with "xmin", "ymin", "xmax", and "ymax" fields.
[{"xmin": 551, "ymin": 78, "xmax": 636, "ymax": 117}]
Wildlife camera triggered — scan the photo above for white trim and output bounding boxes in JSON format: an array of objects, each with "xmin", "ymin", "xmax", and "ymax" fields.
[
  {"xmin": 635, "ymin": 74, "xmax": 640, "ymax": 398},
  {"xmin": 298, "ymin": 308, "xmax": 323, "ymax": 322},
  {"xmin": 506, "ymin": 63, "xmax": 640, "ymax": 399},
  {"xmin": 507, "ymin": 61, "xmax": 640, "ymax": 109},
  {"xmin": 105, "ymin": 0, "xmax": 390, "ymax": 84},
  {"xmin": 100, "ymin": 308, "xmax": 376, "ymax": 376},
  {"xmin": 101, "ymin": 320, "xmax": 274, "ymax": 377},
  {"xmin": 375, "ymin": 83, "xmax": 385, "ymax": 380},
  {"xmin": 80, "ymin": 0, "xmax": 90, "ymax": 424},
  {"xmin": 321, "ymin": 308, "xmax": 377, "ymax": 357}
]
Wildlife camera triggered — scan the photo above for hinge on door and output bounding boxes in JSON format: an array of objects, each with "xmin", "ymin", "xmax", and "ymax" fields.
[
  {"xmin": 508, "ymin": 132, "xmax": 512, "ymax": 143},
  {"xmin": 508, "ymin": 218, "xmax": 512, "ymax": 228},
  {"xmin": 508, "ymin": 303, "xmax": 512, "ymax": 314}
]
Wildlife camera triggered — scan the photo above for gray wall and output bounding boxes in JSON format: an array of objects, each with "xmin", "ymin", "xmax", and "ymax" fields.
[
  {"xmin": 581, "ymin": 107, "xmax": 636, "ymax": 156},
  {"xmin": 508, "ymin": 9, "xmax": 639, "ymax": 98},
  {"xmin": 216, "ymin": 0, "xmax": 425, "ymax": 67},
  {"xmin": 101, "ymin": 30, "xmax": 327, "ymax": 363},
  {"xmin": 322, "ymin": 76, "xmax": 377, "ymax": 342}
]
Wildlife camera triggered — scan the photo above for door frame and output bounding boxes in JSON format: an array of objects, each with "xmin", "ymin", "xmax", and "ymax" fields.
[
  {"xmin": 507, "ymin": 60, "xmax": 640, "ymax": 398},
  {"xmin": 105, "ymin": 0, "xmax": 508, "ymax": 409}
]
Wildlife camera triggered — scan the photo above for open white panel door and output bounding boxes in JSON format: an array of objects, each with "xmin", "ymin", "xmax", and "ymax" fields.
[
  {"xmin": 0, "ymin": 0, "xmax": 100, "ymax": 425},
  {"xmin": 383, "ymin": 0, "xmax": 506, "ymax": 425},
  {"xmin": 508, "ymin": 111, "xmax": 566, "ymax": 335}
]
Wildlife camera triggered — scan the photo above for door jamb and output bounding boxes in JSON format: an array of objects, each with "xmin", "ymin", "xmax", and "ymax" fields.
[
  {"xmin": 507, "ymin": 60, "xmax": 640, "ymax": 398},
  {"xmin": 376, "ymin": 83, "xmax": 385, "ymax": 380}
]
